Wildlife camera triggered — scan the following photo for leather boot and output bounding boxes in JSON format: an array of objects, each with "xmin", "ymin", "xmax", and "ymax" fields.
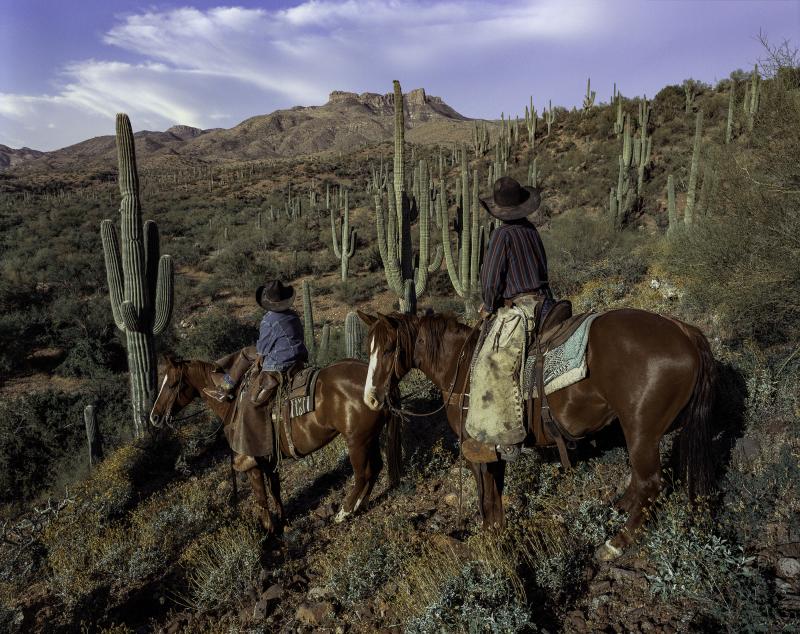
[
  {"xmin": 203, "ymin": 385, "xmax": 233, "ymax": 402},
  {"xmin": 461, "ymin": 438, "xmax": 500, "ymax": 463}
]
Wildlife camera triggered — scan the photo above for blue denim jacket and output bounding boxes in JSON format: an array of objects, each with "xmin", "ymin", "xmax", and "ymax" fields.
[{"xmin": 256, "ymin": 310, "xmax": 308, "ymax": 371}]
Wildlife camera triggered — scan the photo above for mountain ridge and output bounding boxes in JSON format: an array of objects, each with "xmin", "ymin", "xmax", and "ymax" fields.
[{"xmin": 3, "ymin": 87, "xmax": 474, "ymax": 174}]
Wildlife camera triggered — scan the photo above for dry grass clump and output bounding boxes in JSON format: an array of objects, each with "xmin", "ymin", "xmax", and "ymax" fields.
[
  {"xmin": 315, "ymin": 516, "xmax": 417, "ymax": 607},
  {"xmin": 179, "ymin": 520, "xmax": 263, "ymax": 613},
  {"xmin": 43, "ymin": 465, "xmax": 228, "ymax": 609}
]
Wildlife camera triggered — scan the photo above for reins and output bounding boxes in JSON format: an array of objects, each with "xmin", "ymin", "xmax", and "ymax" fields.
[{"xmin": 386, "ymin": 320, "xmax": 482, "ymax": 419}]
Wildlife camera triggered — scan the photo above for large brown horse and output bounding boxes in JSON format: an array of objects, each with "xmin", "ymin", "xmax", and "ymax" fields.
[
  {"xmin": 149, "ymin": 356, "xmax": 401, "ymax": 535},
  {"xmin": 357, "ymin": 309, "xmax": 714, "ymax": 561}
]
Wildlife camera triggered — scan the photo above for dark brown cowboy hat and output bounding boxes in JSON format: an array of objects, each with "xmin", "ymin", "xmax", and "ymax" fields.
[
  {"xmin": 256, "ymin": 280, "xmax": 295, "ymax": 311},
  {"xmin": 480, "ymin": 176, "xmax": 542, "ymax": 221}
]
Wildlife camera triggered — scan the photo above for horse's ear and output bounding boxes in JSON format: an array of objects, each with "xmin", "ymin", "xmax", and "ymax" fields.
[
  {"xmin": 163, "ymin": 353, "xmax": 177, "ymax": 367},
  {"xmin": 357, "ymin": 310, "xmax": 378, "ymax": 327}
]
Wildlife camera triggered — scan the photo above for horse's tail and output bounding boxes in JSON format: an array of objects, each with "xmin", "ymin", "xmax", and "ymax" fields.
[
  {"xmin": 384, "ymin": 395, "xmax": 403, "ymax": 487},
  {"xmin": 673, "ymin": 320, "xmax": 716, "ymax": 498}
]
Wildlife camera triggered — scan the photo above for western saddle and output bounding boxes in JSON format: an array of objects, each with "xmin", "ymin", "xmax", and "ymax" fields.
[{"xmin": 528, "ymin": 299, "xmax": 595, "ymax": 468}]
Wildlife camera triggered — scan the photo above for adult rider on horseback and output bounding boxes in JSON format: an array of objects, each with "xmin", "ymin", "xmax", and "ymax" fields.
[
  {"xmin": 204, "ymin": 280, "xmax": 308, "ymax": 457},
  {"xmin": 461, "ymin": 176, "xmax": 551, "ymax": 463}
]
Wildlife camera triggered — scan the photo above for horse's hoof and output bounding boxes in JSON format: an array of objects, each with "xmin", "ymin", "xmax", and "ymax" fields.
[
  {"xmin": 333, "ymin": 508, "xmax": 350, "ymax": 524},
  {"xmin": 595, "ymin": 540, "xmax": 624, "ymax": 562}
]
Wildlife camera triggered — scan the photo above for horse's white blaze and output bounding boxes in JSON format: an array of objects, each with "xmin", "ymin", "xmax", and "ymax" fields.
[
  {"xmin": 363, "ymin": 336, "xmax": 380, "ymax": 408},
  {"xmin": 334, "ymin": 507, "xmax": 350, "ymax": 524},
  {"xmin": 152, "ymin": 374, "xmax": 170, "ymax": 420}
]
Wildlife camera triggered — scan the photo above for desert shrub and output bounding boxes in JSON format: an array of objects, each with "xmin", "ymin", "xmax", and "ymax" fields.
[
  {"xmin": 406, "ymin": 561, "xmax": 536, "ymax": 634},
  {"xmin": 182, "ymin": 520, "xmax": 263, "ymax": 613},
  {"xmin": 0, "ymin": 391, "xmax": 87, "ymax": 503},
  {"xmin": 659, "ymin": 78, "xmax": 800, "ymax": 345},
  {"xmin": 640, "ymin": 492, "xmax": 775, "ymax": 631},
  {"xmin": 541, "ymin": 210, "xmax": 651, "ymax": 298},
  {"xmin": 326, "ymin": 520, "xmax": 414, "ymax": 606},
  {"xmin": 173, "ymin": 308, "xmax": 258, "ymax": 361},
  {"xmin": 335, "ymin": 276, "xmax": 384, "ymax": 304}
]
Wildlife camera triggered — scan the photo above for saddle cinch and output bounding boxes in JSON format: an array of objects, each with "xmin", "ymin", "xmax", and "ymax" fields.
[{"xmin": 526, "ymin": 299, "xmax": 598, "ymax": 468}]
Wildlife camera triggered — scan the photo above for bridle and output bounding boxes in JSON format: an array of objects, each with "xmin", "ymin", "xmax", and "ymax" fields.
[
  {"xmin": 154, "ymin": 364, "xmax": 207, "ymax": 428},
  {"xmin": 384, "ymin": 320, "xmax": 482, "ymax": 419}
]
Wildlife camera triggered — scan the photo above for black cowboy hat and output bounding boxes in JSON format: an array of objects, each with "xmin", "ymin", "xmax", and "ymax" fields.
[
  {"xmin": 256, "ymin": 280, "xmax": 296, "ymax": 311},
  {"xmin": 480, "ymin": 176, "xmax": 542, "ymax": 221}
]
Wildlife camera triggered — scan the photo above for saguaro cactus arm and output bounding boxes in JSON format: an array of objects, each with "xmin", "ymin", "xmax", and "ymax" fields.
[
  {"xmin": 152, "ymin": 255, "xmax": 174, "ymax": 335},
  {"xmin": 100, "ymin": 220, "xmax": 126, "ymax": 331}
]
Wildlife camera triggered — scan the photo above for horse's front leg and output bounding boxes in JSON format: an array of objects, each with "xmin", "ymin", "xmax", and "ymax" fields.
[
  {"xmin": 335, "ymin": 435, "xmax": 375, "ymax": 523},
  {"xmin": 469, "ymin": 461, "xmax": 507, "ymax": 531}
]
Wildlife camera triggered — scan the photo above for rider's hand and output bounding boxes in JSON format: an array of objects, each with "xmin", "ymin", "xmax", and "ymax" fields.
[{"xmin": 479, "ymin": 304, "xmax": 490, "ymax": 319}]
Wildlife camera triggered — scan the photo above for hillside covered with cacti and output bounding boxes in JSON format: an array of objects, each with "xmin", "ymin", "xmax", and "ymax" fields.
[{"xmin": 0, "ymin": 55, "xmax": 798, "ymax": 634}]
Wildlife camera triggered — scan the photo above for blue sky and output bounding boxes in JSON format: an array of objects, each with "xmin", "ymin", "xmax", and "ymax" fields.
[{"xmin": 1, "ymin": 0, "xmax": 798, "ymax": 151}]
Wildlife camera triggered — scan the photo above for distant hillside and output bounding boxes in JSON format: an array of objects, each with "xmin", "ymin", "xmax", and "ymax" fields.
[
  {"xmin": 0, "ymin": 145, "xmax": 44, "ymax": 171},
  {"xmin": 4, "ymin": 88, "xmax": 475, "ymax": 174}
]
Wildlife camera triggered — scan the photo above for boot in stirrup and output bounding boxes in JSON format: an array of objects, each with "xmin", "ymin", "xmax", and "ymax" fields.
[
  {"xmin": 461, "ymin": 438, "xmax": 500, "ymax": 463},
  {"xmin": 203, "ymin": 385, "xmax": 234, "ymax": 402}
]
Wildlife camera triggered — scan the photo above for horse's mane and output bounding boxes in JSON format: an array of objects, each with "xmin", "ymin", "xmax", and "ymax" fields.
[
  {"xmin": 418, "ymin": 312, "xmax": 474, "ymax": 367},
  {"xmin": 367, "ymin": 311, "xmax": 474, "ymax": 369}
]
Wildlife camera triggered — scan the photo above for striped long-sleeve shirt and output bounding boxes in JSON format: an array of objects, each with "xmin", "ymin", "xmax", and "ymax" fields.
[{"xmin": 480, "ymin": 218, "xmax": 549, "ymax": 313}]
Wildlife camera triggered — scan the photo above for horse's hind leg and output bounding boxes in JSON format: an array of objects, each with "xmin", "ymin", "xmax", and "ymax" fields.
[
  {"xmin": 598, "ymin": 435, "xmax": 662, "ymax": 561},
  {"xmin": 246, "ymin": 467, "xmax": 275, "ymax": 535}
]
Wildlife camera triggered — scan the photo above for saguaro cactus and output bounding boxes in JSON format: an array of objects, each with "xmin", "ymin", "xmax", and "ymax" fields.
[
  {"xmin": 583, "ymin": 78, "xmax": 596, "ymax": 111},
  {"xmin": 684, "ymin": 110, "xmax": 704, "ymax": 225},
  {"xmin": 84, "ymin": 404, "xmax": 103, "ymax": 467},
  {"xmin": 525, "ymin": 96, "xmax": 537, "ymax": 146},
  {"xmin": 375, "ymin": 81, "xmax": 440, "ymax": 313},
  {"xmin": 726, "ymin": 83, "xmax": 735, "ymax": 144},
  {"xmin": 302, "ymin": 280, "xmax": 316, "ymax": 359},
  {"xmin": 544, "ymin": 102, "xmax": 555, "ymax": 136},
  {"xmin": 101, "ymin": 114, "xmax": 174, "ymax": 438},
  {"xmin": 345, "ymin": 311, "xmax": 366, "ymax": 360},
  {"xmin": 441, "ymin": 167, "xmax": 483, "ymax": 319},
  {"xmin": 330, "ymin": 189, "xmax": 357, "ymax": 281},
  {"xmin": 666, "ymin": 174, "xmax": 678, "ymax": 233}
]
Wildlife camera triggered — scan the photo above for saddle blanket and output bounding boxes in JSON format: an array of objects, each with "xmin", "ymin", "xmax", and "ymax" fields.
[{"xmin": 522, "ymin": 313, "xmax": 602, "ymax": 398}]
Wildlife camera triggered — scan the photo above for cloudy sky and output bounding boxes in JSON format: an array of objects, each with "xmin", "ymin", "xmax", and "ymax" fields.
[{"xmin": 1, "ymin": 0, "xmax": 797, "ymax": 151}]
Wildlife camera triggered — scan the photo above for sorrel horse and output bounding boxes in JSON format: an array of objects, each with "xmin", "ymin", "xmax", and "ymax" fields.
[
  {"xmin": 357, "ymin": 309, "xmax": 714, "ymax": 561},
  {"xmin": 149, "ymin": 355, "xmax": 401, "ymax": 535}
]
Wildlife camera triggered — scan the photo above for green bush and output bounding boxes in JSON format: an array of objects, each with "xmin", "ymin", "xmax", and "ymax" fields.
[
  {"xmin": 541, "ymin": 210, "xmax": 651, "ymax": 298},
  {"xmin": 659, "ymin": 79, "xmax": 800, "ymax": 345},
  {"xmin": 173, "ymin": 307, "xmax": 258, "ymax": 361}
]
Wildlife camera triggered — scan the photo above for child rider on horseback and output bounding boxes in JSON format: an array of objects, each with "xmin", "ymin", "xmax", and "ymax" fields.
[{"xmin": 204, "ymin": 279, "xmax": 308, "ymax": 404}]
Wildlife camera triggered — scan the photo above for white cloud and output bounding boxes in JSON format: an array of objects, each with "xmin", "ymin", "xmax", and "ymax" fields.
[{"xmin": 0, "ymin": 1, "xmax": 603, "ymax": 150}]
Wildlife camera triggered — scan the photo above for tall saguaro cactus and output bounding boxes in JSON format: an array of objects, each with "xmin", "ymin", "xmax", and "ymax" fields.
[
  {"xmin": 101, "ymin": 114, "xmax": 174, "ymax": 438},
  {"xmin": 302, "ymin": 280, "xmax": 316, "ymax": 359},
  {"xmin": 684, "ymin": 110, "xmax": 704, "ymax": 226},
  {"xmin": 375, "ymin": 81, "xmax": 439, "ymax": 313},
  {"xmin": 330, "ymin": 189, "xmax": 356, "ymax": 281},
  {"xmin": 583, "ymin": 78, "xmax": 596, "ymax": 112},
  {"xmin": 441, "ymin": 166, "xmax": 483, "ymax": 319}
]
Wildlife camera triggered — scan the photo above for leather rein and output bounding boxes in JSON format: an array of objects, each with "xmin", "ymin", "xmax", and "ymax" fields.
[{"xmin": 386, "ymin": 320, "xmax": 483, "ymax": 419}]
